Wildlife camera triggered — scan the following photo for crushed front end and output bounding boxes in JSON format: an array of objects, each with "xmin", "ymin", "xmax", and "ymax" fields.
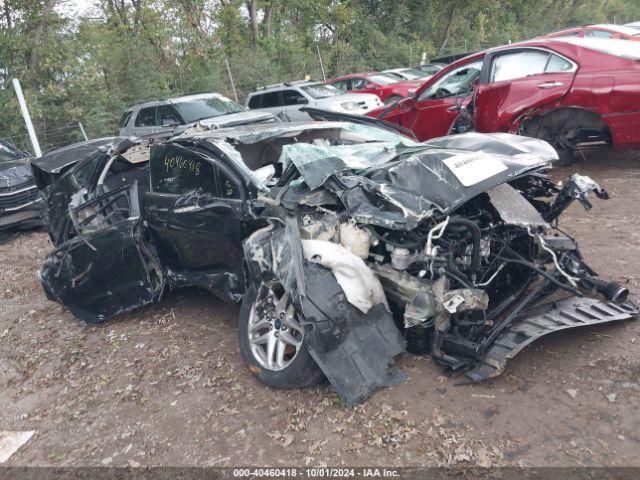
[{"xmin": 245, "ymin": 132, "xmax": 638, "ymax": 401}]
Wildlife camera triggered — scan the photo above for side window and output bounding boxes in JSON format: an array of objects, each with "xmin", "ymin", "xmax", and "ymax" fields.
[
  {"xmin": 549, "ymin": 29, "xmax": 581, "ymax": 38},
  {"xmin": 331, "ymin": 80, "xmax": 348, "ymax": 92},
  {"xmin": 150, "ymin": 144, "xmax": 217, "ymax": 196},
  {"xmin": 120, "ymin": 111, "xmax": 133, "ymax": 128},
  {"xmin": 157, "ymin": 105, "xmax": 182, "ymax": 126},
  {"xmin": 260, "ymin": 91, "xmax": 282, "ymax": 108},
  {"xmin": 418, "ymin": 60, "xmax": 483, "ymax": 101},
  {"xmin": 218, "ymin": 169, "xmax": 241, "ymax": 199},
  {"xmin": 351, "ymin": 78, "xmax": 370, "ymax": 90},
  {"xmin": 491, "ymin": 50, "xmax": 550, "ymax": 82},
  {"xmin": 586, "ymin": 29, "xmax": 614, "ymax": 38},
  {"xmin": 135, "ymin": 107, "xmax": 157, "ymax": 127},
  {"xmin": 545, "ymin": 54, "xmax": 573, "ymax": 73},
  {"xmin": 282, "ymin": 89, "xmax": 308, "ymax": 106},
  {"xmin": 248, "ymin": 94, "xmax": 262, "ymax": 109}
]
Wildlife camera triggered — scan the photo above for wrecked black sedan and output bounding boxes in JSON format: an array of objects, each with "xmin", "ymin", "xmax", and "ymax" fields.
[
  {"xmin": 39, "ymin": 121, "xmax": 638, "ymax": 404},
  {"xmin": 0, "ymin": 139, "xmax": 43, "ymax": 230}
]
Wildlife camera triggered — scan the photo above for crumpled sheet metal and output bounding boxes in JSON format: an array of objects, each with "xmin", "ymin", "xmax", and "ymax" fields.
[
  {"xmin": 30, "ymin": 137, "xmax": 126, "ymax": 175},
  {"xmin": 243, "ymin": 223, "xmax": 406, "ymax": 405},
  {"xmin": 165, "ymin": 268, "xmax": 243, "ymax": 303},
  {"xmin": 281, "ymin": 132, "xmax": 556, "ymax": 230},
  {"xmin": 40, "ymin": 219, "xmax": 162, "ymax": 324},
  {"xmin": 0, "ymin": 161, "xmax": 33, "ymax": 189}
]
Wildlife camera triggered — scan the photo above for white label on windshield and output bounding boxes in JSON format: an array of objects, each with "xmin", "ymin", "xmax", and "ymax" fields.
[{"xmin": 443, "ymin": 152, "xmax": 507, "ymax": 187}]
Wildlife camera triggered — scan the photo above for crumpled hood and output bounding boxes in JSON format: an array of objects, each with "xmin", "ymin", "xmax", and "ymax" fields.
[
  {"xmin": 0, "ymin": 160, "xmax": 33, "ymax": 188},
  {"xmin": 282, "ymin": 132, "xmax": 558, "ymax": 230}
]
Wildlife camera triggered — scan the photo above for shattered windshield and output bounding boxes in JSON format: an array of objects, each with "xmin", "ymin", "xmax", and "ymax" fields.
[
  {"xmin": 173, "ymin": 95, "xmax": 246, "ymax": 123},
  {"xmin": 300, "ymin": 84, "xmax": 341, "ymax": 99}
]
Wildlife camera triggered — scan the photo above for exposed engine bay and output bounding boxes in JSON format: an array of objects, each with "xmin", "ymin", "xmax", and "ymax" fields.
[{"xmin": 244, "ymin": 131, "xmax": 638, "ymax": 401}]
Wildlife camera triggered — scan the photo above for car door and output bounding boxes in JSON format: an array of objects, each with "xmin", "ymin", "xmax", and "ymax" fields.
[
  {"xmin": 143, "ymin": 143, "xmax": 246, "ymax": 300},
  {"xmin": 474, "ymin": 48, "xmax": 576, "ymax": 133},
  {"xmin": 382, "ymin": 59, "xmax": 484, "ymax": 141},
  {"xmin": 40, "ymin": 183, "xmax": 164, "ymax": 324},
  {"xmin": 280, "ymin": 89, "xmax": 310, "ymax": 121},
  {"xmin": 351, "ymin": 77, "xmax": 379, "ymax": 96}
]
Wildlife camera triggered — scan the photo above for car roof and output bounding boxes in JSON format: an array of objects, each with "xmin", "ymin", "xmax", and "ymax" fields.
[
  {"xmin": 248, "ymin": 81, "xmax": 321, "ymax": 95},
  {"xmin": 126, "ymin": 92, "xmax": 231, "ymax": 110},
  {"xmin": 551, "ymin": 23, "xmax": 640, "ymax": 36},
  {"xmin": 589, "ymin": 23, "xmax": 640, "ymax": 36}
]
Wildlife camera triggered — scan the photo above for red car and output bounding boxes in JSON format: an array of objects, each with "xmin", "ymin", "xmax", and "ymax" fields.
[
  {"xmin": 541, "ymin": 24, "xmax": 640, "ymax": 41},
  {"xmin": 371, "ymin": 37, "xmax": 640, "ymax": 160},
  {"xmin": 327, "ymin": 72, "xmax": 425, "ymax": 105}
]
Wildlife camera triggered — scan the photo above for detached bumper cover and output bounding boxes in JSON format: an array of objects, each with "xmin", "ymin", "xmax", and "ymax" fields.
[{"xmin": 465, "ymin": 297, "xmax": 639, "ymax": 382}]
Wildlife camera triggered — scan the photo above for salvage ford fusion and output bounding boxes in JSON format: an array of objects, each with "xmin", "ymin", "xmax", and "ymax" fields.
[{"xmin": 37, "ymin": 121, "xmax": 638, "ymax": 404}]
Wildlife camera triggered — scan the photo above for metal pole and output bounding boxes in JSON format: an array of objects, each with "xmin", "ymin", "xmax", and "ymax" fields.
[
  {"xmin": 11, "ymin": 78, "xmax": 42, "ymax": 157},
  {"xmin": 409, "ymin": 44, "xmax": 412, "ymax": 67},
  {"xmin": 224, "ymin": 57, "xmax": 239, "ymax": 103},
  {"xmin": 316, "ymin": 44, "xmax": 326, "ymax": 83},
  {"xmin": 78, "ymin": 122, "xmax": 88, "ymax": 141}
]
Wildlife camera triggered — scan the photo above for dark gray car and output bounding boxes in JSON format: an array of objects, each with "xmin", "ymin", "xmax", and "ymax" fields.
[{"xmin": 0, "ymin": 139, "xmax": 42, "ymax": 230}]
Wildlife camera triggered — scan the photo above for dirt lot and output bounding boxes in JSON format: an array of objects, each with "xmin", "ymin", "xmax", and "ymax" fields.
[{"xmin": 1, "ymin": 148, "xmax": 639, "ymax": 467}]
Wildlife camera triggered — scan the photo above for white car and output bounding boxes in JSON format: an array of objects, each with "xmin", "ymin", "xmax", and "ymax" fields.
[{"xmin": 245, "ymin": 81, "xmax": 383, "ymax": 121}]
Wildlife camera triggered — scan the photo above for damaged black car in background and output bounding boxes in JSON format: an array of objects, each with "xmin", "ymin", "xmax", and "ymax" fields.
[
  {"xmin": 0, "ymin": 139, "xmax": 43, "ymax": 231},
  {"xmin": 38, "ymin": 121, "xmax": 638, "ymax": 405}
]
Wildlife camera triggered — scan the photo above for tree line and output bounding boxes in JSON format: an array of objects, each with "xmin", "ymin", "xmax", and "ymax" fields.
[{"xmin": 0, "ymin": 0, "xmax": 638, "ymax": 152}]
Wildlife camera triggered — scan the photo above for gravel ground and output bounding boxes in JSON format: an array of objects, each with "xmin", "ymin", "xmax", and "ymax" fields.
[{"xmin": 1, "ymin": 148, "xmax": 639, "ymax": 467}]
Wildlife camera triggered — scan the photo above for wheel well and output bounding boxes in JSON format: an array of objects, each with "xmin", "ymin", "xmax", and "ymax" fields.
[{"xmin": 520, "ymin": 107, "xmax": 611, "ymax": 149}]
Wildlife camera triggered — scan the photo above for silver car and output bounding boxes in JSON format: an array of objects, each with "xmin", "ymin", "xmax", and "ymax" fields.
[
  {"xmin": 245, "ymin": 81, "xmax": 383, "ymax": 121},
  {"xmin": 119, "ymin": 93, "xmax": 277, "ymax": 137}
]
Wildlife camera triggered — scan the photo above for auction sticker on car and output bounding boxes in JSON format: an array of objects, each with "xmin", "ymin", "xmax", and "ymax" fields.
[{"xmin": 443, "ymin": 152, "xmax": 508, "ymax": 187}]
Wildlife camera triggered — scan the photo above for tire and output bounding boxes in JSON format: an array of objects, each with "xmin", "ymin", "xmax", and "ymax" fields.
[
  {"xmin": 384, "ymin": 95, "xmax": 403, "ymax": 105},
  {"xmin": 554, "ymin": 147, "xmax": 575, "ymax": 166},
  {"xmin": 238, "ymin": 282, "xmax": 324, "ymax": 390}
]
